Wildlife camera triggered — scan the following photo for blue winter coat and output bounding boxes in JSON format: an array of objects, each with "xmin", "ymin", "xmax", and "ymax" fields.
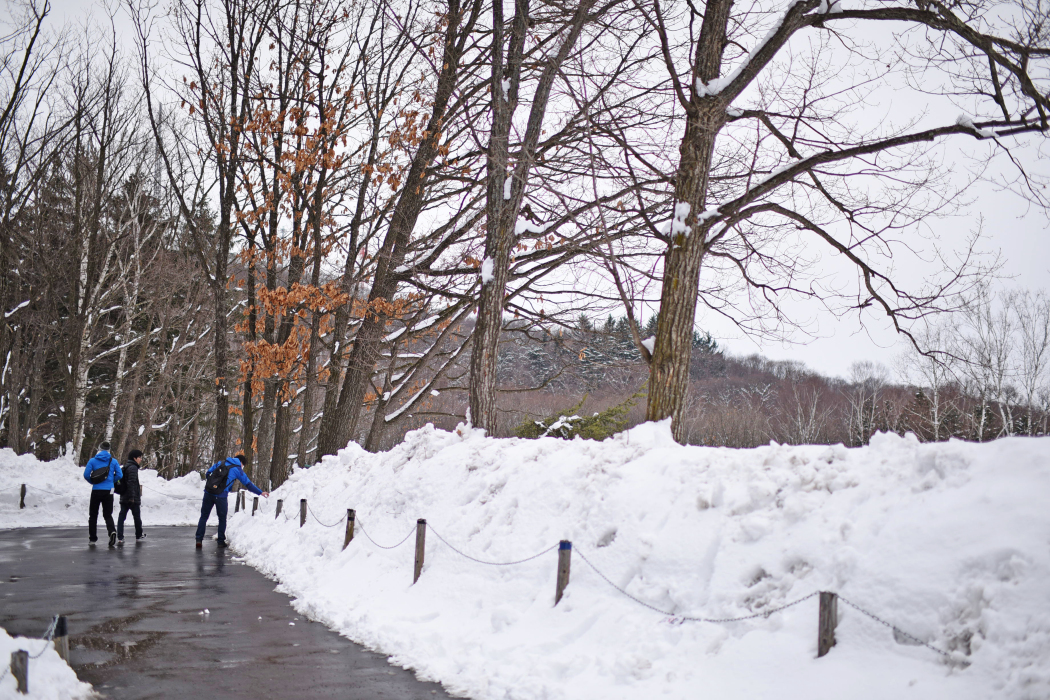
[
  {"xmin": 83, "ymin": 451, "xmax": 124, "ymax": 491},
  {"xmin": 204, "ymin": 458, "xmax": 263, "ymax": 498}
]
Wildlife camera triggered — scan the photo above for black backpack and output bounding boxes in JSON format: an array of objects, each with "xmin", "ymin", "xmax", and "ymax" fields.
[
  {"xmin": 87, "ymin": 458, "xmax": 116, "ymax": 485},
  {"xmin": 113, "ymin": 468, "xmax": 127, "ymax": 495},
  {"xmin": 204, "ymin": 460, "xmax": 232, "ymax": 495}
]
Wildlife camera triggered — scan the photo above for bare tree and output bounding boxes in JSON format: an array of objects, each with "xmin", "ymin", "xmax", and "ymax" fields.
[
  {"xmin": 897, "ymin": 320, "xmax": 957, "ymax": 441},
  {"xmin": 953, "ymin": 285, "xmax": 1016, "ymax": 438},
  {"xmin": 639, "ymin": 0, "xmax": 1049, "ymax": 442},
  {"xmin": 315, "ymin": 0, "xmax": 484, "ymax": 457},
  {"xmin": 468, "ymin": 0, "xmax": 610, "ymax": 432},
  {"xmin": 845, "ymin": 360, "xmax": 889, "ymax": 445},
  {"xmin": 1014, "ymin": 289, "xmax": 1050, "ymax": 435},
  {"xmin": 131, "ymin": 0, "xmax": 280, "ymax": 460}
]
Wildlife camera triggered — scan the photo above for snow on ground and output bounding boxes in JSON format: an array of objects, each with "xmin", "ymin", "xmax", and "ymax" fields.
[
  {"xmin": 0, "ymin": 626, "xmax": 94, "ymax": 699},
  {"xmin": 228, "ymin": 422, "xmax": 1050, "ymax": 700},
  {"xmin": 0, "ymin": 449, "xmax": 203, "ymax": 529}
]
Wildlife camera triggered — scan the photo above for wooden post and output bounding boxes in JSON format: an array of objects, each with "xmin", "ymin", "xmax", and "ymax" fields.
[
  {"xmin": 300, "ymin": 499, "xmax": 307, "ymax": 527},
  {"xmin": 413, "ymin": 519, "xmax": 426, "ymax": 583},
  {"xmin": 817, "ymin": 591, "xmax": 838, "ymax": 658},
  {"xmin": 241, "ymin": 491, "xmax": 246, "ymax": 510},
  {"xmin": 555, "ymin": 540, "xmax": 572, "ymax": 605},
  {"xmin": 343, "ymin": 509, "xmax": 355, "ymax": 550},
  {"xmin": 275, "ymin": 499, "xmax": 283, "ymax": 519},
  {"xmin": 19, "ymin": 484, "xmax": 26, "ymax": 509},
  {"xmin": 252, "ymin": 497, "xmax": 259, "ymax": 516},
  {"xmin": 234, "ymin": 492, "xmax": 241, "ymax": 513},
  {"xmin": 10, "ymin": 649, "xmax": 28, "ymax": 694},
  {"xmin": 54, "ymin": 615, "xmax": 69, "ymax": 664}
]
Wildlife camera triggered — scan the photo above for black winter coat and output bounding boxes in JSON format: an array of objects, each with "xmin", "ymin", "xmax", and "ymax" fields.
[{"xmin": 120, "ymin": 460, "xmax": 142, "ymax": 504}]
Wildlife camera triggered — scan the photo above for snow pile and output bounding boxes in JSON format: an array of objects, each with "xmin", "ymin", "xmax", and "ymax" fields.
[
  {"xmin": 228, "ymin": 423, "xmax": 1050, "ymax": 700},
  {"xmin": 0, "ymin": 449, "xmax": 204, "ymax": 529},
  {"xmin": 0, "ymin": 627, "xmax": 94, "ymax": 699}
]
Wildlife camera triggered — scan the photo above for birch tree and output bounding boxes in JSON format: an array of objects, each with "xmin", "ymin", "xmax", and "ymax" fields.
[{"xmin": 1014, "ymin": 289, "xmax": 1050, "ymax": 435}]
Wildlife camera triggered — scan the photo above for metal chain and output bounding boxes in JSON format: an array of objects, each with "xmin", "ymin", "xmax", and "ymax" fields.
[
  {"xmin": 355, "ymin": 518, "xmax": 416, "ymax": 550},
  {"xmin": 427, "ymin": 526, "xmax": 557, "ymax": 566},
  {"xmin": 17, "ymin": 485, "xmax": 64, "ymax": 497},
  {"xmin": 28, "ymin": 616, "xmax": 58, "ymax": 659},
  {"xmin": 837, "ymin": 596, "xmax": 954, "ymax": 659},
  {"xmin": 576, "ymin": 548, "xmax": 818, "ymax": 623},
  {"xmin": 307, "ymin": 505, "xmax": 345, "ymax": 529},
  {"xmin": 140, "ymin": 484, "xmax": 195, "ymax": 500}
]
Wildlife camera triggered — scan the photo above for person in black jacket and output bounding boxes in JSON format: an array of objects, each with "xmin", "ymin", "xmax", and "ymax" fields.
[{"xmin": 117, "ymin": 449, "xmax": 145, "ymax": 543}]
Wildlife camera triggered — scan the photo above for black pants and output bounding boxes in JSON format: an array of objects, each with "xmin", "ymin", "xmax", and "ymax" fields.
[
  {"xmin": 88, "ymin": 491, "xmax": 115, "ymax": 542},
  {"xmin": 117, "ymin": 500, "xmax": 142, "ymax": 540}
]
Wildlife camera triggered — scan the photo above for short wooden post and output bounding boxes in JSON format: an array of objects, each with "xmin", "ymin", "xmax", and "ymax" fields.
[
  {"xmin": 342, "ymin": 509, "xmax": 355, "ymax": 550},
  {"xmin": 413, "ymin": 519, "xmax": 426, "ymax": 583},
  {"xmin": 300, "ymin": 499, "xmax": 307, "ymax": 527},
  {"xmin": 241, "ymin": 491, "xmax": 246, "ymax": 510},
  {"xmin": 275, "ymin": 499, "xmax": 283, "ymax": 519},
  {"xmin": 10, "ymin": 649, "xmax": 28, "ymax": 694},
  {"xmin": 234, "ymin": 492, "xmax": 241, "ymax": 513},
  {"xmin": 817, "ymin": 591, "xmax": 838, "ymax": 658},
  {"xmin": 54, "ymin": 615, "xmax": 69, "ymax": 663},
  {"xmin": 19, "ymin": 484, "xmax": 26, "ymax": 509},
  {"xmin": 555, "ymin": 540, "xmax": 572, "ymax": 605},
  {"xmin": 252, "ymin": 497, "xmax": 259, "ymax": 516}
]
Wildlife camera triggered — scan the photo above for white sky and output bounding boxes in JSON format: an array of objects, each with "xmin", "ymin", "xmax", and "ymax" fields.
[{"xmin": 36, "ymin": 0, "xmax": 1050, "ymax": 381}]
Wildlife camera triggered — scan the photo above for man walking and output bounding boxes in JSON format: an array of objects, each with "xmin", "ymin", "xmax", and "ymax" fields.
[
  {"xmin": 195, "ymin": 455, "xmax": 268, "ymax": 548},
  {"xmin": 83, "ymin": 441, "xmax": 123, "ymax": 546},
  {"xmin": 117, "ymin": 449, "xmax": 145, "ymax": 543}
]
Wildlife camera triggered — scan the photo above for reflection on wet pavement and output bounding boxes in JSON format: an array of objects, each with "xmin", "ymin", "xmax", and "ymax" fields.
[{"xmin": 0, "ymin": 527, "xmax": 453, "ymax": 699}]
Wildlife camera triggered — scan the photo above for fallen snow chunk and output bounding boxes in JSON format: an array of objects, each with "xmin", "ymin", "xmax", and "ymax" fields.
[
  {"xmin": 664, "ymin": 201, "xmax": 693, "ymax": 238},
  {"xmin": 514, "ymin": 219, "xmax": 547, "ymax": 235},
  {"xmin": 481, "ymin": 257, "xmax": 494, "ymax": 285},
  {"xmin": 4, "ymin": 299, "xmax": 30, "ymax": 318},
  {"xmin": 642, "ymin": 336, "xmax": 656, "ymax": 354}
]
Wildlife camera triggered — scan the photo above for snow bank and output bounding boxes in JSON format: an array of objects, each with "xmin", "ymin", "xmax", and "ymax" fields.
[
  {"xmin": 0, "ymin": 626, "xmax": 94, "ymax": 699},
  {"xmin": 228, "ymin": 423, "xmax": 1050, "ymax": 700},
  {"xmin": 0, "ymin": 449, "xmax": 204, "ymax": 529}
]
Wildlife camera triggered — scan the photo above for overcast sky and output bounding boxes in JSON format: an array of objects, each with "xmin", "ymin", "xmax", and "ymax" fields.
[{"xmin": 35, "ymin": 0, "xmax": 1050, "ymax": 381}]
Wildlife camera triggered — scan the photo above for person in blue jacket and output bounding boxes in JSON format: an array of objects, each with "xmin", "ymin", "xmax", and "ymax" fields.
[
  {"xmin": 195, "ymin": 454, "xmax": 268, "ymax": 548},
  {"xmin": 82, "ymin": 441, "xmax": 124, "ymax": 546}
]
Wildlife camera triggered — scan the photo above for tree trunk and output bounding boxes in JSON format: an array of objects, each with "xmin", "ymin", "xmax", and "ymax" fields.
[
  {"xmin": 211, "ymin": 231, "xmax": 231, "ymax": 460},
  {"xmin": 468, "ymin": 0, "xmax": 597, "ymax": 433},
  {"xmin": 645, "ymin": 0, "xmax": 733, "ymax": 443},
  {"xmin": 117, "ymin": 316, "xmax": 154, "ymax": 459},
  {"xmin": 25, "ymin": 333, "xmax": 44, "ymax": 456},
  {"xmin": 255, "ymin": 381, "xmax": 277, "ymax": 490},
  {"xmin": 270, "ymin": 383, "xmax": 292, "ymax": 487},
  {"xmin": 467, "ymin": 0, "xmax": 523, "ymax": 433},
  {"xmin": 6, "ymin": 326, "xmax": 22, "ymax": 453}
]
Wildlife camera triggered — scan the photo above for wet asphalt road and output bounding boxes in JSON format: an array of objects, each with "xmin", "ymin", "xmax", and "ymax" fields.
[{"xmin": 0, "ymin": 527, "xmax": 455, "ymax": 699}]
